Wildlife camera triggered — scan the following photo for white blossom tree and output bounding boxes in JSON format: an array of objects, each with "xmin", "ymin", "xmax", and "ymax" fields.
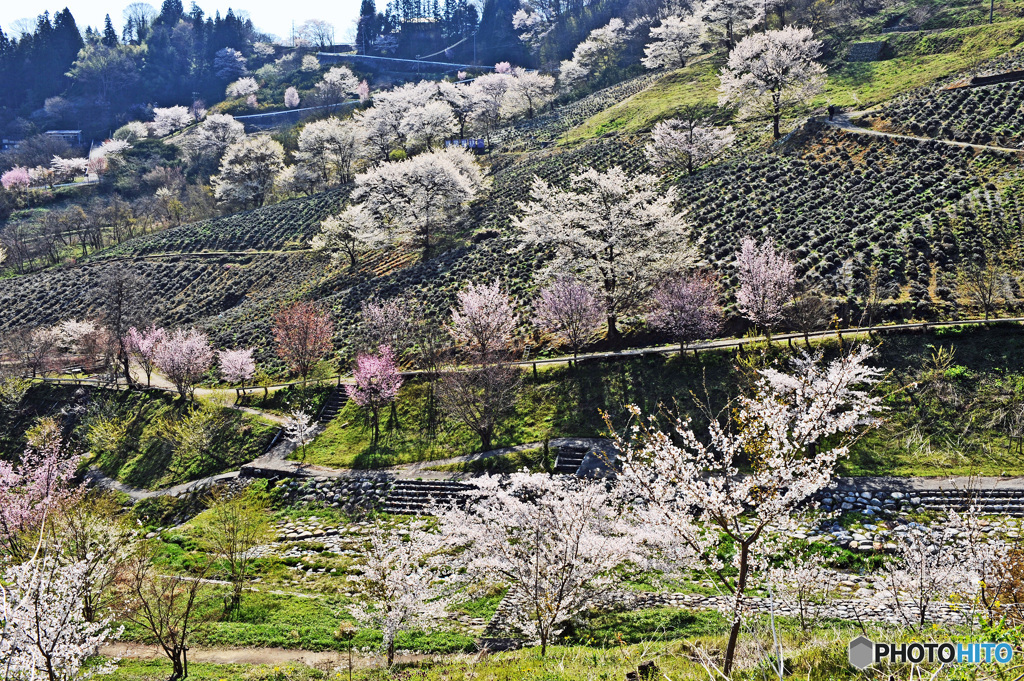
[
  {"xmin": 642, "ymin": 13, "xmax": 705, "ymax": 70},
  {"xmin": 212, "ymin": 135, "xmax": 285, "ymax": 209},
  {"xmin": 189, "ymin": 113, "xmax": 245, "ymax": 159},
  {"xmin": 513, "ymin": 166, "xmax": 695, "ymax": 339},
  {"xmin": 718, "ymin": 26, "xmax": 826, "ymax": 138},
  {"xmin": 351, "ymin": 147, "xmax": 486, "ymax": 259},
  {"xmin": 469, "ymin": 72, "xmax": 513, "ymax": 141},
  {"xmin": 226, "ymin": 76, "xmax": 259, "ymax": 98},
  {"xmin": 611, "ymin": 347, "xmax": 882, "ymax": 675},
  {"xmin": 558, "ymin": 19, "xmax": 626, "ymax": 90},
  {"xmin": 315, "ymin": 65, "xmax": 360, "ymax": 105},
  {"xmin": 295, "ymin": 117, "xmax": 363, "ymax": 188},
  {"xmin": 284, "ymin": 86, "xmax": 300, "ymax": 108},
  {"xmin": 439, "ymin": 472, "xmax": 634, "ymax": 656},
  {"xmin": 400, "ymin": 100, "xmax": 458, "ymax": 151},
  {"xmin": 217, "ymin": 348, "xmax": 255, "ymax": 385},
  {"xmin": 151, "ymin": 106, "xmax": 194, "ymax": 137},
  {"xmin": 284, "ymin": 410, "xmax": 315, "ymax": 460},
  {"xmin": 1, "ymin": 554, "xmax": 120, "ymax": 681},
  {"xmin": 704, "ymin": 0, "xmax": 760, "ymax": 48},
  {"xmin": 735, "ymin": 236, "xmax": 796, "ymax": 340},
  {"xmin": 506, "ymin": 67, "xmax": 556, "ymax": 119},
  {"xmin": 311, "ymin": 205, "xmax": 381, "ymax": 268},
  {"xmin": 645, "ymin": 115, "xmax": 735, "ymax": 174},
  {"xmin": 348, "ymin": 519, "xmax": 458, "ymax": 666}
]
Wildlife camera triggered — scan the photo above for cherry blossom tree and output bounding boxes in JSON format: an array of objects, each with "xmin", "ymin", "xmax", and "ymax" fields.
[
  {"xmin": 1, "ymin": 554, "xmax": 120, "ymax": 681},
  {"xmin": 311, "ymin": 205, "xmax": 379, "ymax": 268},
  {"xmin": 316, "ymin": 65, "xmax": 360, "ymax": 105},
  {"xmin": 226, "ymin": 76, "xmax": 259, "ymax": 98},
  {"xmin": 559, "ymin": 19, "xmax": 626, "ymax": 91},
  {"xmin": 449, "ymin": 279, "xmax": 518, "ymax": 361},
  {"xmin": 189, "ymin": 113, "xmax": 245, "ymax": 158},
  {"xmin": 647, "ymin": 272, "xmax": 723, "ymax": 352},
  {"xmin": 704, "ymin": 0, "xmax": 760, "ymax": 48},
  {"xmin": 0, "ymin": 434, "xmax": 80, "ymax": 561},
  {"xmin": 645, "ymin": 116, "xmax": 735, "ymax": 174},
  {"xmin": 611, "ymin": 347, "xmax": 882, "ymax": 675},
  {"xmin": 514, "ymin": 166, "xmax": 695, "ymax": 340},
  {"xmin": 273, "ymin": 302, "xmax": 334, "ymax": 384},
  {"xmin": 533, "ymin": 277, "xmax": 604, "ymax": 359},
  {"xmin": 437, "ymin": 81, "xmax": 475, "ymax": 138},
  {"xmin": 347, "ymin": 345, "xmax": 403, "ymax": 447},
  {"xmin": 718, "ymin": 26, "xmax": 826, "ymax": 139},
  {"xmin": 469, "ymin": 72, "xmax": 513, "ymax": 141},
  {"xmin": 358, "ymin": 298, "xmax": 417, "ymax": 353},
  {"xmin": 284, "ymin": 410, "xmax": 315, "ymax": 460},
  {"xmin": 351, "ymin": 147, "xmax": 486, "ymax": 260},
  {"xmin": 295, "ymin": 117, "xmax": 363, "ymax": 188},
  {"xmin": 50, "ymin": 157, "xmax": 90, "ymax": 184},
  {"xmin": 2, "ymin": 166, "xmax": 31, "ymax": 191},
  {"xmin": 217, "ymin": 348, "xmax": 255, "ymax": 386},
  {"xmin": 506, "ymin": 67, "xmax": 556, "ymax": 119},
  {"xmin": 151, "ymin": 105, "xmax": 194, "ymax": 136},
  {"xmin": 348, "ymin": 519, "xmax": 457, "ymax": 666},
  {"xmin": 439, "ymin": 472, "xmax": 634, "ymax": 656},
  {"xmin": 113, "ymin": 121, "xmax": 149, "ymax": 143},
  {"xmin": 213, "ymin": 47, "xmax": 247, "ymax": 80},
  {"xmin": 284, "ymin": 86, "xmax": 300, "ymax": 108},
  {"xmin": 642, "ymin": 13, "xmax": 705, "ymax": 70},
  {"xmin": 212, "ymin": 135, "xmax": 285, "ymax": 209},
  {"xmin": 357, "ymin": 80, "xmax": 371, "ymax": 102},
  {"xmin": 126, "ymin": 325, "xmax": 166, "ymax": 387},
  {"xmin": 735, "ymin": 236, "xmax": 796, "ymax": 340},
  {"xmin": 153, "ymin": 328, "xmax": 213, "ymax": 401},
  {"xmin": 400, "ymin": 100, "xmax": 458, "ymax": 151}
]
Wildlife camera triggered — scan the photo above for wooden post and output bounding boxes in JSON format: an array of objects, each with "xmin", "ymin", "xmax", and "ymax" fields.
[{"xmin": 533, "ymin": 362, "xmax": 538, "ymax": 378}]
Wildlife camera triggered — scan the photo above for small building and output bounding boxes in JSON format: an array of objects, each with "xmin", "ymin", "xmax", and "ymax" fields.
[{"xmin": 44, "ymin": 130, "xmax": 83, "ymax": 146}]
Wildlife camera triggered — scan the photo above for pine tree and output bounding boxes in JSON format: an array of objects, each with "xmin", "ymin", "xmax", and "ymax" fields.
[
  {"xmin": 102, "ymin": 14, "xmax": 119, "ymax": 46},
  {"xmin": 355, "ymin": 0, "xmax": 377, "ymax": 53}
]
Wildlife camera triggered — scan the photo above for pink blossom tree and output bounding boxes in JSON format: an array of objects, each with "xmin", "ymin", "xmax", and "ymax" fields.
[
  {"xmin": 126, "ymin": 325, "xmax": 166, "ymax": 387},
  {"xmin": 357, "ymin": 79, "xmax": 370, "ymax": 102},
  {"xmin": 610, "ymin": 347, "xmax": 881, "ymax": 675},
  {"xmin": 0, "ymin": 434, "xmax": 80, "ymax": 561},
  {"xmin": 1, "ymin": 166, "xmax": 31, "ymax": 191},
  {"xmin": 218, "ymin": 348, "xmax": 255, "ymax": 386},
  {"xmin": 647, "ymin": 272, "xmax": 723, "ymax": 352},
  {"xmin": 735, "ymin": 236, "xmax": 795, "ymax": 341},
  {"xmin": 439, "ymin": 472, "xmax": 634, "ymax": 656},
  {"xmin": 359, "ymin": 299, "xmax": 415, "ymax": 354},
  {"xmin": 273, "ymin": 302, "xmax": 334, "ymax": 385},
  {"xmin": 532, "ymin": 277, "xmax": 604, "ymax": 359},
  {"xmin": 346, "ymin": 345, "xmax": 403, "ymax": 448},
  {"xmin": 153, "ymin": 328, "xmax": 213, "ymax": 401},
  {"xmin": 449, "ymin": 279, "xmax": 518, "ymax": 361}
]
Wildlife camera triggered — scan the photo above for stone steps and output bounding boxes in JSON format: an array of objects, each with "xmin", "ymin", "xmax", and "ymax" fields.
[
  {"xmin": 819, "ymin": 488, "xmax": 1024, "ymax": 517},
  {"xmin": 554, "ymin": 441, "xmax": 591, "ymax": 474},
  {"xmin": 317, "ymin": 388, "xmax": 347, "ymax": 423},
  {"xmin": 382, "ymin": 479, "xmax": 472, "ymax": 515}
]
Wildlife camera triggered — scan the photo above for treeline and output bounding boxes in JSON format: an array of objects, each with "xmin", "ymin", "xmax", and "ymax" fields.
[{"xmin": 0, "ymin": 0, "xmax": 263, "ymax": 138}]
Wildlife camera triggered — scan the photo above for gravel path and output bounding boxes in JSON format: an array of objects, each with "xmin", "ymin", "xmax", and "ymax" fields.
[{"xmin": 826, "ymin": 112, "xmax": 1024, "ymax": 153}]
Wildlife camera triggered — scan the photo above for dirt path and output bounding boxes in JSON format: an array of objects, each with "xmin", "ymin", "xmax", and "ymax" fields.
[
  {"xmin": 99, "ymin": 643, "xmax": 436, "ymax": 668},
  {"xmin": 826, "ymin": 113, "xmax": 1024, "ymax": 154}
]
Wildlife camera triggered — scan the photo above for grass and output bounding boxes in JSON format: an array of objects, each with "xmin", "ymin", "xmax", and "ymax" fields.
[
  {"xmin": 423, "ymin": 447, "xmax": 550, "ymax": 474},
  {"xmin": 98, "ymin": 616, "xmax": 1006, "ymax": 681}
]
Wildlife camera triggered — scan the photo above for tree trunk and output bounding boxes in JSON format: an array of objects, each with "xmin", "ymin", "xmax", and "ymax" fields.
[
  {"xmin": 723, "ymin": 539, "xmax": 753, "ymax": 675},
  {"xmin": 773, "ymin": 113, "xmax": 782, "ymax": 139},
  {"xmin": 607, "ymin": 313, "xmax": 619, "ymax": 341},
  {"xmin": 387, "ymin": 639, "xmax": 395, "ymax": 666}
]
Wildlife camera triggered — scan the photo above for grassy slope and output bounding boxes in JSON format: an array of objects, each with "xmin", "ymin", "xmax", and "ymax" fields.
[
  {"xmin": 297, "ymin": 326, "xmax": 1024, "ymax": 477},
  {"xmin": 564, "ymin": 17, "xmax": 1024, "ymax": 143}
]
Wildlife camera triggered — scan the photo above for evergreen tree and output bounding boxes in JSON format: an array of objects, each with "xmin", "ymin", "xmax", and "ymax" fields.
[
  {"xmin": 355, "ymin": 0, "xmax": 378, "ymax": 54},
  {"xmin": 102, "ymin": 15, "xmax": 119, "ymax": 46},
  {"xmin": 476, "ymin": 0, "xmax": 526, "ymax": 64}
]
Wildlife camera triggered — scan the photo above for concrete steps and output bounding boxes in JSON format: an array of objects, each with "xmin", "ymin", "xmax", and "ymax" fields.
[
  {"xmin": 554, "ymin": 441, "xmax": 590, "ymax": 474},
  {"xmin": 382, "ymin": 479, "xmax": 471, "ymax": 515},
  {"xmin": 917, "ymin": 490, "xmax": 1024, "ymax": 516}
]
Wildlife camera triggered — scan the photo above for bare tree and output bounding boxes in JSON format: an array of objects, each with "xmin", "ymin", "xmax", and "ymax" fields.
[
  {"xmin": 785, "ymin": 290, "xmax": 833, "ymax": 347},
  {"xmin": 122, "ymin": 545, "xmax": 209, "ymax": 681},
  {"xmin": 956, "ymin": 259, "xmax": 1013, "ymax": 321},
  {"xmin": 436, "ymin": 362, "xmax": 521, "ymax": 452},
  {"xmin": 99, "ymin": 266, "xmax": 148, "ymax": 383}
]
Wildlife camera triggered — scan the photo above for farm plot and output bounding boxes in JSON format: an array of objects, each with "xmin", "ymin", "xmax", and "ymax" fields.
[
  {"xmin": 94, "ymin": 189, "xmax": 349, "ymax": 258},
  {"xmin": 678, "ymin": 125, "xmax": 1022, "ymax": 317},
  {"xmin": 873, "ymin": 80, "xmax": 1024, "ymax": 147}
]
